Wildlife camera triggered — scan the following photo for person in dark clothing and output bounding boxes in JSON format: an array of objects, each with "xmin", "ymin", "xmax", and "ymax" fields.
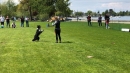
[
  {"xmin": 98, "ymin": 14, "xmax": 102, "ymax": 26},
  {"xmin": 105, "ymin": 14, "xmax": 110, "ymax": 29},
  {"xmin": 32, "ymin": 25, "xmax": 43, "ymax": 41},
  {"xmin": 20, "ymin": 16, "xmax": 24, "ymax": 27},
  {"xmin": 52, "ymin": 17, "xmax": 61, "ymax": 43},
  {"xmin": 6, "ymin": 16, "xmax": 10, "ymax": 28},
  {"xmin": 87, "ymin": 15, "xmax": 92, "ymax": 26}
]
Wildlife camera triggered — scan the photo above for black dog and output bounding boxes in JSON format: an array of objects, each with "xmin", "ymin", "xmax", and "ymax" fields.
[{"xmin": 32, "ymin": 25, "xmax": 43, "ymax": 41}]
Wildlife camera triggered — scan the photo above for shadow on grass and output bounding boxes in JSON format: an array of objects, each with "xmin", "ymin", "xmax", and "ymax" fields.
[
  {"xmin": 32, "ymin": 40, "xmax": 73, "ymax": 44},
  {"xmin": 61, "ymin": 41, "xmax": 73, "ymax": 43}
]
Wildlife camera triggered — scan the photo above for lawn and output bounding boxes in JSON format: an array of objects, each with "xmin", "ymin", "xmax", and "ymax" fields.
[{"xmin": 0, "ymin": 21, "xmax": 130, "ymax": 73}]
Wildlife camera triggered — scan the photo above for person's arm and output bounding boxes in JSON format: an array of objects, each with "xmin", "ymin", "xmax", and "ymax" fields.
[{"xmin": 52, "ymin": 21, "xmax": 57, "ymax": 26}]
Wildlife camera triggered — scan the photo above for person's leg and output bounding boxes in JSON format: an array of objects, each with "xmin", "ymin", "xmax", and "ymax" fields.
[
  {"xmin": 9, "ymin": 23, "xmax": 10, "ymax": 28},
  {"xmin": 88, "ymin": 21, "xmax": 89, "ymax": 26},
  {"xmin": 2, "ymin": 22, "xmax": 4, "ymax": 27},
  {"xmin": 108, "ymin": 23, "xmax": 110, "ymax": 29},
  {"xmin": 6, "ymin": 22, "xmax": 8, "ymax": 27},
  {"xmin": 105, "ymin": 22, "xmax": 106, "ymax": 26},
  {"xmin": 23, "ymin": 22, "xmax": 24, "ymax": 27},
  {"xmin": 27, "ymin": 21, "xmax": 29, "ymax": 27},
  {"xmin": 56, "ymin": 33, "xmax": 58, "ymax": 43},
  {"xmin": 106, "ymin": 23, "xmax": 108, "ymax": 29},
  {"xmin": 98, "ymin": 22, "xmax": 100, "ymax": 26},
  {"xmin": 57, "ymin": 30, "xmax": 61, "ymax": 43},
  {"xmin": 21, "ymin": 22, "xmax": 22, "ymax": 27},
  {"xmin": 55, "ymin": 30, "xmax": 58, "ymax": 43},
  {"xmin": 21, "ymin": 22, "xmax": 24, "ymax": 27},
  {"xmin": 90, "ymin": 21, "xmax": 92, "ymax": 26},
  {"xmin": 26, "ymin": 21, "xmax": 28, "ymax": 27}
]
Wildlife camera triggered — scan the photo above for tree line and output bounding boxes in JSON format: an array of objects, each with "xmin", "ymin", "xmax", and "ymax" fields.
[{"xmin": 74, "ymin": 9, "xmax": 130, "ymax": 17}]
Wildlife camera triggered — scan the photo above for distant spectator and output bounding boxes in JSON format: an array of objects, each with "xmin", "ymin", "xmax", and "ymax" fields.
[
  {"xmin": 98, "ymin": 14, "xmax": 102, "ymax": 26},
  {"xmin": 1, "ymin": 16, "xmax": 5, "ymax": 28},
  {"xmin": 77, "ymin": 16, "xmax": 79, "ymax": 22},
  {"xmin": 25, "ymin": 17, "xmax": 29, "ymax": 27},
  {"xmin": 14, "ymin": 17, "xmax": 16, "ymax": 21},
  {"xmin": 6, "ymin": 16, "xmax": 10, "ymax": 28},
  {"xmin": 105, "ymin": 14, "xmax": 110, "ymax": 29},
  {"xmin": 20, "ymin": 16, "xmax": 24, "ymax": 27},
  {"xmin": 87, "ymin": 15, "xmax": 92, "ymax": 26}
]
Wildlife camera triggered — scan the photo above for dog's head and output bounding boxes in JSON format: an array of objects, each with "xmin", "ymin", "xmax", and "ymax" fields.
[{"xmin": 37, "ymin": 25, "xmax": 41, "ymax": 29}]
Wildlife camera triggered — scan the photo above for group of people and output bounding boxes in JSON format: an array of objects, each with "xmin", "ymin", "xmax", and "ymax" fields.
[
  {"xmin": 0, "ymin": 15, "xmax": 29, "ymax": 28},
  {"xmin": 20, "ymin": 16, "xmax": 29, "ymax": 27},
  {"xmin": 87, "ymin": 14, "xmax": 110, "ymax": 29},
  {"xmin": 0, "ymin": 16, "xmax": 16, "ymax": 28}
]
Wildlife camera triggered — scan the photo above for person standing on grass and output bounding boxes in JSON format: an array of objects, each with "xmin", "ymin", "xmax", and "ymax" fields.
[
  {"xmin": 1, "ymin": 16, "xmax": 5, "ymax": 28},
  {"xmin": 25, "ymin": 17, "xmax": 29, "ymax": 27},
  {"xmin": 98, "ymin": 14, "xmax": 102, "ymax": 26},
  {"xmin": 105, "ymin": 14, "xmax": 110, "ymax": 29},
  {"xmin": 52, "ymin": 17, "xmax": 61, "ymax": 43},
  {"xmin": 6, "ymin": 16, "xmax": 10, "ymax": 28},
  {"xmin": 87, "ymin": 14, "xmax": 92, "ymax": 26},
  {"xmin": 20, "ymin": 16, "xmax": 24, "ymax": 27}
]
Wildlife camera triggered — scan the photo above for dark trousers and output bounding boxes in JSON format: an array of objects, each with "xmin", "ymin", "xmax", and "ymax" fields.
[
  {"xmin": 21, "ymin": 22, "xmax": 24, "ymax": 27},
  {"xmin": 88, "ymin": 21, "xmax": 92, "ymax": 26},
  {"xmin": 98, "ymin": 22, "xmax": 102, "ymax": 26},
  {"xmin": 55, "ymin": 29, "xmax": 61, "ymax": 42},
  {"xmin": 6, "ymin": 22, "xmax": 10, "ymax": 27},
  {"xmin": 26, "ymin": 21, "xmax": 29, "ymax": 27},
  {"xmin": 1, "ymin": 22, "xmax": 4, "ymax": 25}
]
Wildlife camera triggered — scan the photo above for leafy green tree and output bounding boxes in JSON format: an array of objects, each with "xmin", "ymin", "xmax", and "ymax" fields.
[
  {"xmin": 55, "ymin": 0, "xmax": 71, "ymax": 17},
  {"xmin": 18, "ymin": 0, "xmax": 72, "ymax": 20},
  {"xmin": 0, "ymin": 0, "xmax": 16, "ymax": 17},
  {"xmin": 85, "ymin": 10, "xmax": 92, "ymax": 16},
  {"xmin": 109, "ymin": 9, "xmax": 116, "ymax": 16},
  {"xmin": 75, "ymin": 11, "xmax": 84, "ymax": 17},
  {"xmin": 104, "ymin": 9, "xmax": 109, "ymax": 14}
]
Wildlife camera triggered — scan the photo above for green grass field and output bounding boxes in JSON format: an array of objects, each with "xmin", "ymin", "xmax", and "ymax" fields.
[{"xmin": 0, "ymin": 21, "xmax": 130, "ymax": 73}]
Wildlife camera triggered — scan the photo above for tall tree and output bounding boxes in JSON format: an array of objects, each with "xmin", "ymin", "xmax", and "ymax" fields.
[
  {"xmin": 0, "ymin": 0, "xmax": 16, "ymax": 16},
  {"xmin": 55, "ymin": 0, "xmax": 71, "ymax": 17},
  {"xmin": 85, "ymin": 10, "xmax": 92, "ymax": 16},
  {"xmin": 18, "ymin": 0, "xmax": 72, "ymax": 20}
]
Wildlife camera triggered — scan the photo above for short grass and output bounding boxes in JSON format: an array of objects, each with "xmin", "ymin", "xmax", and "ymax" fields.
[{"xmin": 0, "ymin": 21, "xmax": 130, "ymax": 73}]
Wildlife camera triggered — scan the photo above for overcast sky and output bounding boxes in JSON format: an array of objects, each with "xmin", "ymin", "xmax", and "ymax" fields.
[
  {"xmin": 69, "ymin": 0, "xmax": 130, "ymax": 12},
  {"xmin": 1, "ymin": 0, "xmax": 130, "ymax": 13}
]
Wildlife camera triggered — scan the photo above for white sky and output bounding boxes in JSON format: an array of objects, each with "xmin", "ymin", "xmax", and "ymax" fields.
[
  {"xmin": 69, "ymin": 0, "xmax": 130, "ymax": 12},
  {"xmin": 1, "ymin": 0, "xmax": 130, "ymax": 12},
  {"xmin": 0, "ymin": 0, "xmax": 19, "ymax": 4}
]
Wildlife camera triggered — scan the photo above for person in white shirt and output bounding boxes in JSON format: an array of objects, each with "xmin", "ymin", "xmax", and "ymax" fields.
[
  {"xmin": 25, "ymin": 17, "xmax": 29, "ymax": 27},
  {"xmin": 1, "ymin": 16, "xmax": 5, "ymax": 26},
  {"xmin": 0, "ymin": 16, "xmax": 5, "ymax": 28}
]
